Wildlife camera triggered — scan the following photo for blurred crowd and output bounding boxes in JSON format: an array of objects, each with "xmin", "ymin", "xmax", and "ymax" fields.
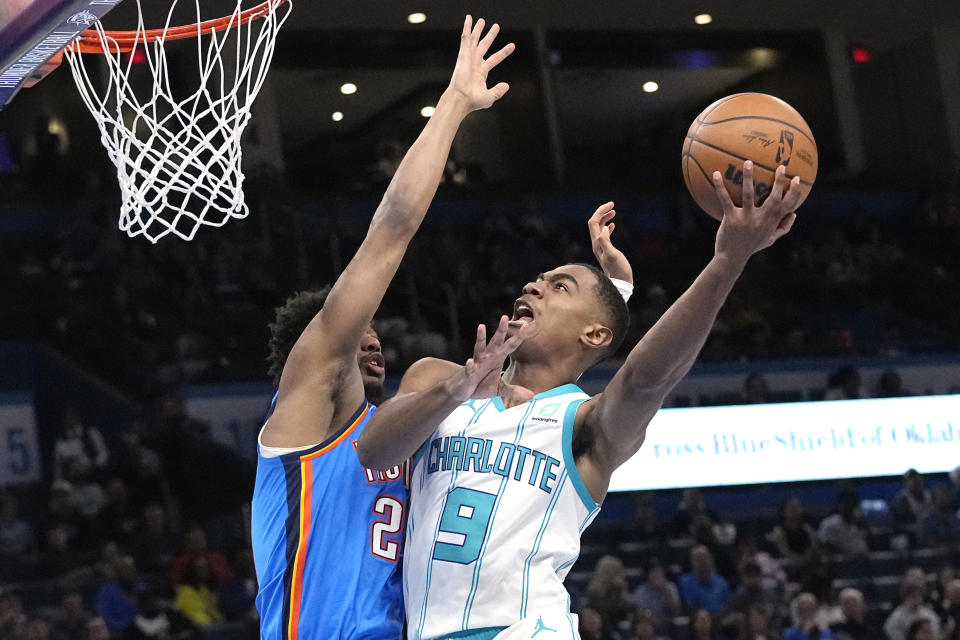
[
  {"xmin": 2, "ymin": 395, "xmax": 959, "ymax": 640},
  {"xmin": 1, "ymin": 160, "xmax": 959, "ymax": 399},
  {"xmin": 0, "ymin": 398, "xmax": 256, "ymax": 640},
  {"xmin": 570, "ymin": 473, "xmax": 960, "ymax": 640}
]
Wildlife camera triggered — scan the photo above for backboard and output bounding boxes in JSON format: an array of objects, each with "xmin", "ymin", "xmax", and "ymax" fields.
[{"xmin": 0, "ymin": 0, "xmax": 123, "ymax": 109}]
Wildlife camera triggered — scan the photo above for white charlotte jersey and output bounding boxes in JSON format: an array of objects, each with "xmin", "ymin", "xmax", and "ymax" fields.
[{"xmin": 404, "ymin": 384, "xmax": 601, "ymax": 640}]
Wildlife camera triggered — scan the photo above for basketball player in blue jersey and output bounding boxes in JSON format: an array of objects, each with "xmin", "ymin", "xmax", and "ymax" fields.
[
  {"xmin": 250, "ymin": 16, "xmax": 516, "ymax": 640},
  {"xmin": 358, "ymin": 161, "xmax": 804, "ymax": 639}
]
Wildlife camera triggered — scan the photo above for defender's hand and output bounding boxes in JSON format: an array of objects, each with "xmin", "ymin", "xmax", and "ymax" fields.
[
  {"xmin": 448, "ymin": 16, "xmax": 515, "ymax": 112},
  {"xmin": 589, "ymin": 202, "xmax": 633, "ymax": 284},
  {"xmin": 445, "ymin": 316, "xmax": 527, "ymax": 402},
  {"xmin": 713, "ymin": 161, "xmax": 803, "ymax": 265}
]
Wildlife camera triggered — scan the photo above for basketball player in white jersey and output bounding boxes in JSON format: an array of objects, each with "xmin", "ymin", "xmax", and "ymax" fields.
[{"xmin": 357, "ymin": 158, "xmax": 803, "ymax": 639}]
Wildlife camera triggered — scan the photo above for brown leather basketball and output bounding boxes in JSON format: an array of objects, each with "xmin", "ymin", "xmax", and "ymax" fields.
[{"xmin": 682, "ymin": 93, "xmax": 818, "ymax": 220}]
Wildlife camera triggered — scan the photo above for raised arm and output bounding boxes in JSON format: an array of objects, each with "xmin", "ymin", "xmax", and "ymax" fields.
[
  {"xmin": 357, "ymin": 317, "xmax": 527, "ymax": 469},
  {"xmin": 269, "ymin": 17, "xmax": 514, "ymax": 443},
  {"xmin": 583, "ymin": 162, "xmax": 803, "ymax": 474}
]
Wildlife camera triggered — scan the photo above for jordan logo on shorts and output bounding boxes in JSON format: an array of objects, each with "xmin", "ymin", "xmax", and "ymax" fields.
[{"xmin": 531, "ymin": 616, "xmax": 557, "ymax": 637}]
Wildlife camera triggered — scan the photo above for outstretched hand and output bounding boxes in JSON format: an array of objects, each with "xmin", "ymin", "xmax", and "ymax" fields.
[
  {"xmin": 713, "ymin": 161, "xmax": 803, "ymax": 264},
  {"xmin": 588, "ymin": 202, "xmax": 633, "ymax": 284},
  {"xmin": 446, "ymin": 316, "xmax": 531, "ymax": 403},
  {"xmin": 448, "ymin": 16, "xmax": 516, "ymax": 112}
]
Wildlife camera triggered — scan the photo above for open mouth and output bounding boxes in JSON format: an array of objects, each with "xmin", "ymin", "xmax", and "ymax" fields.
[
  {"xmin": 362, "ymin": 353, "xmax": 385, "ymax": 376},
  {"xmin": 509, "ymin": 299, "xmax": 535, "ymax": 327}
]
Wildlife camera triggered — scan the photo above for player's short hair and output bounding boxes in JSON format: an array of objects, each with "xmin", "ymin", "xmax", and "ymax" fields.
[
  {"xmin": 570, "ymin": 263, "xmax": 630, "ymax": 364},
  {"xmin": 267, "ymin": 287, "xmax": 332, "ymax": 386}
]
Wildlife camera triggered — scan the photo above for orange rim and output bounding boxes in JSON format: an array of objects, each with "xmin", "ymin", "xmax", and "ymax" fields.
[{"xmin": 68, "ymin": 0, "xmax": 287, "ymax": 54}]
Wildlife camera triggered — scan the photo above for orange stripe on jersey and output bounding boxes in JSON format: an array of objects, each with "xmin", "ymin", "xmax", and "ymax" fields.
[
  {"xmin": 286, "ymin": 457, "xmax": 314, "ymax": 639},
  {"xmin": 300, "ymin": 403, "xmax": 371, "ymax": 460}
]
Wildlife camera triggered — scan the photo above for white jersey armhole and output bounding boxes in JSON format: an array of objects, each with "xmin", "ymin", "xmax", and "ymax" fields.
[{"xmin": 257, "ymin": 420, "xmax": 321, "ymax": 459}]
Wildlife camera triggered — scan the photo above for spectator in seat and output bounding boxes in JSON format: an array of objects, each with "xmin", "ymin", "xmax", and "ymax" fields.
[
  {"xmin": 917, "ymin": 486, "xmax": 959, "ymax": 548},
  {"xmin": 52, "ymin": 407, "xmax": 110, "ymax": 481},
  {"xmin": 130, "ymin": 503, "xmax": 178, "ymax": 576},
  {"xmin": 679, "ymin": 546, "xmax": 730, "ymax": 616},
  {"xmin": 746, "ymin": 603, "xmax": 777, "ymax": 640},
  {"xmin": 0, "ymin": 591, "xmax": 26, "ymax": 639},
  {"xmin": 932, "ymin": 565, "xmax": 957, "ymax": 616},
  {"xmin": 49, "ymin": 589, "xmax": 91, "ymax": 640},
  {"xmin": 687, "ymin": 608, "xmax": 719, "ymax": 640},
  {"xmin": 824, "ymin": 367, "xmax": 863, "ymax": 401},
  {"xmin": 111, "ymin": 419, "xmax": 163, "ymax": 499},
  {"xmin": 0, "ymin": 493, "xmax": 36, "ymax": 575},
  {"xmin": 884, "ymin": 583, "xmax": 940, "ymax": 640},
  {"xmin": 99, "ymin": 478, "xmax": 139, "ymax": 544},
  {"xmin": 817, "ymin": 491, "xmax": 868, "ymax": 554},
  {"xmin": 37, "ymin": 524, "xmax": 84, "ymax": 578},
  {"xmin": 671, "ymin": 488, "xmax": 720, "ymax": 539},
  {"xmin": 905, "ymin": 619, "xmax": 935, "ymax": 640},
  {"xmin": 783, "ymin": 592, "xmax": 834, "ymax": 640},
  {"xmin": 65, "ymin": 459, "xmax": 107, "ymax": 520},
  {"xmin": 24, "ymin": 618, "xmax": 50, "ymax": 640},
  {"xmin": 632, "ymin": 559, "xmax": 681, "ymax": 626},
  {"xmin": 949, "ymin": 466, "xmax": 960, "ymax": 512},
  {"xmin": 940, "ymin": 579, "xmax": 960, "ymax": 640},
  {"xmin": 630, "ymin": 608, "xmax": 669, "ymax": 640},
  {"xmin": 892, "ymin": 469, "xmax": 932, "ymax": 525},
  {"xmin": 173, "ymin": 556, "xmax": 224, "ymax": 627},
  {"xmin": 769, "ymin": 497, "xmax": 816, "ymax": 558},
  {"xmin": 168, "ymin": 526, "xmax": 232, "ymax": 587},
  {"xmin": 124, "ymin": 588, "xmax": 199, "ymax": 640},
  {"xmin": 723, "ymin": 560, "xmax": 783, "ymax": 630},
  {"xmin": 45, "ymin": 481, "xmax": 82, "ymax": 544},
  {"xmin": 94, "ymin": 554, "xmax": 141, "ymax": 633},
  {"xmin": 829, "ymin": 588, "xmax": 874, "ymax": 640},
  {"xmin": 85, "ymin": 617, "xmax": 110, "ymax": 640},
  {"xmin": 740, "ymin": 373, "xmax": 771, "ymax": 404},
  {"xmin": 631, "ymin": 492, "xmax": 662, "ymax": 543},
  {"xmin": 875, "ymin": 369, "xmax": 910, "ymax": 397},
  {"xmin": 585, "ymin": 555, "xmax": 634, "ymax": 636},
  {"xmin": 578, "ymin": 605, "xmax": 617, "ymax": 640}
]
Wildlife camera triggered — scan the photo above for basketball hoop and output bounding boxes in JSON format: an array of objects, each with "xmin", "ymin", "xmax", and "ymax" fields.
[{"xmin": 63, "ymin": 0, "xmax": 292, "ymax": 242}]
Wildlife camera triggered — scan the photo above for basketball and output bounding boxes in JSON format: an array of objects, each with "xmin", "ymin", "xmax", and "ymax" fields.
[{"xmin": 682, "ymin": 93, "xmax": 819, "ymax": 220}]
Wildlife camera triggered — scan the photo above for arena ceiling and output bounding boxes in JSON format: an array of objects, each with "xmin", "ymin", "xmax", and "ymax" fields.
[{"xmin": 7, "ymin": 0, "xmax": 960, "ymax": 173}]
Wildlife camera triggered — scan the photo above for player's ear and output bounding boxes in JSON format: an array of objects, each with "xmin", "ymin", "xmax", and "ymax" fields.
[{"xmin": 580, "ymin": 323, "xmax": 613, "ymax": 352}]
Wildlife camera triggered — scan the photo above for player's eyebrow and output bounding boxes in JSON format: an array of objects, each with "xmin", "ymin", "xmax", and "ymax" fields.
[{"xmin": 537, "ymin": 272, "xmax": 580, "ymax": 290}]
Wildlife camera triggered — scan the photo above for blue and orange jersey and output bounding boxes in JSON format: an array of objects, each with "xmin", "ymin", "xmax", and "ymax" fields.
[{"xmin": 251, "ymin": 400, "xmax": 408, "ymax": 640}]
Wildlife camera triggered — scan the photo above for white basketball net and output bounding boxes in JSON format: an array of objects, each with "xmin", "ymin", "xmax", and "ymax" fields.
[{"xmin": 64, "ymin": 0, "xmax": 292, "ymax": 242}]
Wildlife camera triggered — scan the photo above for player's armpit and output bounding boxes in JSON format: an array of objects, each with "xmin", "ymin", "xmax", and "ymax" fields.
[
  {"xmin": 356, "ymin": 358, "xmax": 463, "ymax": 470},
  {"xmin": 572, "ymin": 388, "xmax": 661, "ymax": 501}
]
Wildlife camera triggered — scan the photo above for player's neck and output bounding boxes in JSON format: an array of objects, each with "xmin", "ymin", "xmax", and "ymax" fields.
[{"xmin": 502, "ymin": 359, "xmax": 578, "ymax": 396}]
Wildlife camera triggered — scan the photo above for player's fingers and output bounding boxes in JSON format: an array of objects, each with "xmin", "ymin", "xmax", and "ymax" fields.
[
  {"xmin": 473, "ymin": 324, "xmax": 486, "ymax": 357},
  {"xmin": 504, "ymin": 331, "xmax": 526, "ymax": 353},
  {"xmin": 489, "ymin": 315, "xmax": 510, "ymax": 347},
  {"xmin": 590, "ymin": 202, "xmax": 615, "ymax": 220},
  {"xmin": 504, "ymin": 321, "xmax": 531, "ymax": 351},
  {"xmin": 461, "ymin": 15, "xmax": 472, "ymax": 40},
  {"xmin": 772, "ymin": 212, "xmax": 797, "ymax": 240},
  {"xmin": 477, "ymin": 23, "xmax": 500, "ymax": 56},
  {"xmin": 765, "ymin": 165, "xmax": 786, "ymax": 207},
  {"xmin": 483, "ymin": 43, "xmax": 515, "ymax": 72},
  {"xmin": 486, "ymin": 82, "xmax": 510, "ymax": 103},
  {"xmin": 471, "ymin": 18, "xmax": 486, "ymax": 44},
  {"xmin": 712, "ymin": 171, "xmax": 736, "ymax": 213},
  {"xmin": 741, "ymin": 160, "xmax": 755, "ymax": 209},
  {"xmin": 782, "ymin": 177, "xmax": 805, "ymax": 212},
  {"xmin": 607, "ymin": 221, "xmax": 616, "ymax": 235}
]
